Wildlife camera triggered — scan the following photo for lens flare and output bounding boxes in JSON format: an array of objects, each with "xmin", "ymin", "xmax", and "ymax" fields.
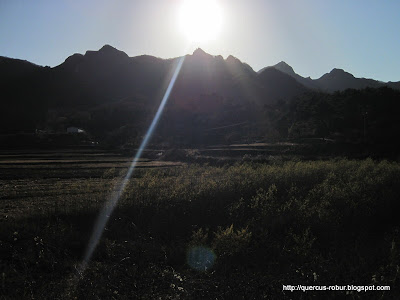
[
  {"xmin": 79, "ymin": 55, "xmax": 186, "ymax": 272},
  {"xmin": 187, "ymin": 246, "xmax": 216, "ymax": 271}
]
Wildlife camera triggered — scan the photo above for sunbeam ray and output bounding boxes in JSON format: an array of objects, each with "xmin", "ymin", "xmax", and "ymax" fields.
[{"xmin": 79, "ymin": 55, "xmax": 186, "ymax": 272}]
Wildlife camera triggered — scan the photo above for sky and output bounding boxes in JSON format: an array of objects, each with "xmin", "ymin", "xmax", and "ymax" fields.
[{"xmin": 1, "ymin": 0, "xmax": 399, "ymax": 82}]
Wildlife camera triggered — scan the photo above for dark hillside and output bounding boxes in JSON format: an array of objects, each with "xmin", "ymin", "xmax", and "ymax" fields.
[{"xmin": 1, "ymin": 45, "xmax": 400, "ymax": 153}]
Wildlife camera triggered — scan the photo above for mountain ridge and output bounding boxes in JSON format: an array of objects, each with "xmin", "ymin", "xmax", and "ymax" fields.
[
  {"xmin": 265, "ymin": 60, "xmax": 396, "ymax": 92},
  {"xmin": 1, "ymin": 45, "xmax": 400, "ymax": 148},
  {"xmin": 4, "ymin": 44, "xmax": 397, "ymax": 92}
]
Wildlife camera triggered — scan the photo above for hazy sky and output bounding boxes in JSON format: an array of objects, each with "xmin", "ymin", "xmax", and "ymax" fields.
[{"xmin": 1, "ymin": 0, "xmax": 399, "ymax": 82}]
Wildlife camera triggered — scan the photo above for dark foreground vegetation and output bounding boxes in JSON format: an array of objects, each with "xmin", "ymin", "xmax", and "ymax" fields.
[{"xmin": 1, "ymin": 159, "xmax": 400, "ymax": 299}]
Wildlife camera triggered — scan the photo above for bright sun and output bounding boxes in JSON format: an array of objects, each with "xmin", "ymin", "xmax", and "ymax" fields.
[{"xmin": 179, "ymin": 0, "xmax": 223, "ymax": 43}]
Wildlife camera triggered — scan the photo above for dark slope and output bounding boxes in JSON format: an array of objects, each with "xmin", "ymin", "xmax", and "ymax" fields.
[
  {"xmin": 0, "ymin": 56, "xmax": 43, "ymax": 82},
  {"xmin": 2, "ymin": 45, "xmax": 400, "ymax": 148},
  {"xmin": 0, "ymin": 57, "xmax": 50, "ymax": 133},
  {"xmin": 314, "ymin": 68, "xmax": 384, "ymax": 92},
  {"xmin": 266, "ymin": 61, "xmax": 319, "ymax": 90},
  {"xmin": 265, "ymin": 61, "xmax": 400, "ymax": 93},
  {"xmin": 50, "ymin": 45, "xmax": 173, "ymax": 107},
  {"xmin": 171, "ymin": 49, "xmax": 259, "ymax": 106},
  {"xmin": 387, "ymin": 81, "xmax": 400, "ymax": 90},
  {"xmin": 257, "ymin": 67, "xmax": 310, "ymax": 101},
  {"xmin": 157, "ymin": 49, "xmax": 310, "ymax": 144},
  {"xmin": 154, "ymin": 50, "xmax": 261, "ymax": 145}
]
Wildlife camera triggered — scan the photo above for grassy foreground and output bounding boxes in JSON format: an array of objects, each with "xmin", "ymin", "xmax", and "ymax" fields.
[{"xmin": 1, "ymin": 159, "xmax": 400, "ymax": 299}]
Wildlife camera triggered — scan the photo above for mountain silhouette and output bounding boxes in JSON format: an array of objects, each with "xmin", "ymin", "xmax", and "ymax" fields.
[
  {"xmin": 0, "ymin": 56, "xmax": 43, "ymax": 82},
  {"xmin": 257, "ymin": 66, "xmax": 309, "ymax": 101},
  {"xmin": 266, "ymin": 61, "xmax": 398, "ymax": 92},
  {"xmin": 266, "ymin": 61, "xmax": 320, "ymax": 90},
  {"xmin": 1, "ymin": 45, "xmax": 400, "ymax": 147},
  {"xmin": 315, "ymin": 68, "xmax": 384, "ymax": 92}
]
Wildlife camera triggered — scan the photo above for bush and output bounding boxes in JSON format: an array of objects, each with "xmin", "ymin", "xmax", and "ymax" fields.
[{"xmin": 212, "ymin": 224, "xmax": 252, "ymax": 258}]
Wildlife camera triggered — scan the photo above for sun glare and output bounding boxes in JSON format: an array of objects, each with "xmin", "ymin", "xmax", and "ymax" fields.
[{"xmin": 179, "ymin": 0, "xmax": 223, "ymax": 43}]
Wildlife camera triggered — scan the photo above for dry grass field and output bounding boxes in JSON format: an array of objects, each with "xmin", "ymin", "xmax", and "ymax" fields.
[{"xmin": 1, "ymin": 150, "xmax": 399, "ymax": 299}]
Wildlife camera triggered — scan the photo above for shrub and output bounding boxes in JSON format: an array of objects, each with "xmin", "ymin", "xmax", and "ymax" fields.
[{"xmin": 212, "ymin": 224, "xmax": 252, "ymax": 258}]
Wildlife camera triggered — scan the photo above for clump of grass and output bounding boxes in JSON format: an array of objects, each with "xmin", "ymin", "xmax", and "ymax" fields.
[{"xmin": 212, "ymin": 225, "xmax": 252, "ymax": 259}]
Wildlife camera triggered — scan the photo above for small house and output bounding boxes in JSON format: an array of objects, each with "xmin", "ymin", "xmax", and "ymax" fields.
[{"xmin": 67, "ymin": 127, "xmax": 85, "ymax": 133}]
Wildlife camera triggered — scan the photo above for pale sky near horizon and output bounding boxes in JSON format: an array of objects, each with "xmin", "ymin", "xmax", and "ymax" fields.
[{"xmin": 1, "ymin": 0, "xmax": 399, "ymax": 82}]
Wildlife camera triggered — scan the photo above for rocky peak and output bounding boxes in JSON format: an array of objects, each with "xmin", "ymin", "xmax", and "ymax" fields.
[{"xmin": 273, "ymin": 61, "xmax": 295, "ymax": 76}]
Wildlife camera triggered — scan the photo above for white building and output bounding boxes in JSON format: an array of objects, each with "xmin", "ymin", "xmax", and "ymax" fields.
[{"xmin": 67, "ymin": 127, "xmax": 85, "ymax": 133}]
